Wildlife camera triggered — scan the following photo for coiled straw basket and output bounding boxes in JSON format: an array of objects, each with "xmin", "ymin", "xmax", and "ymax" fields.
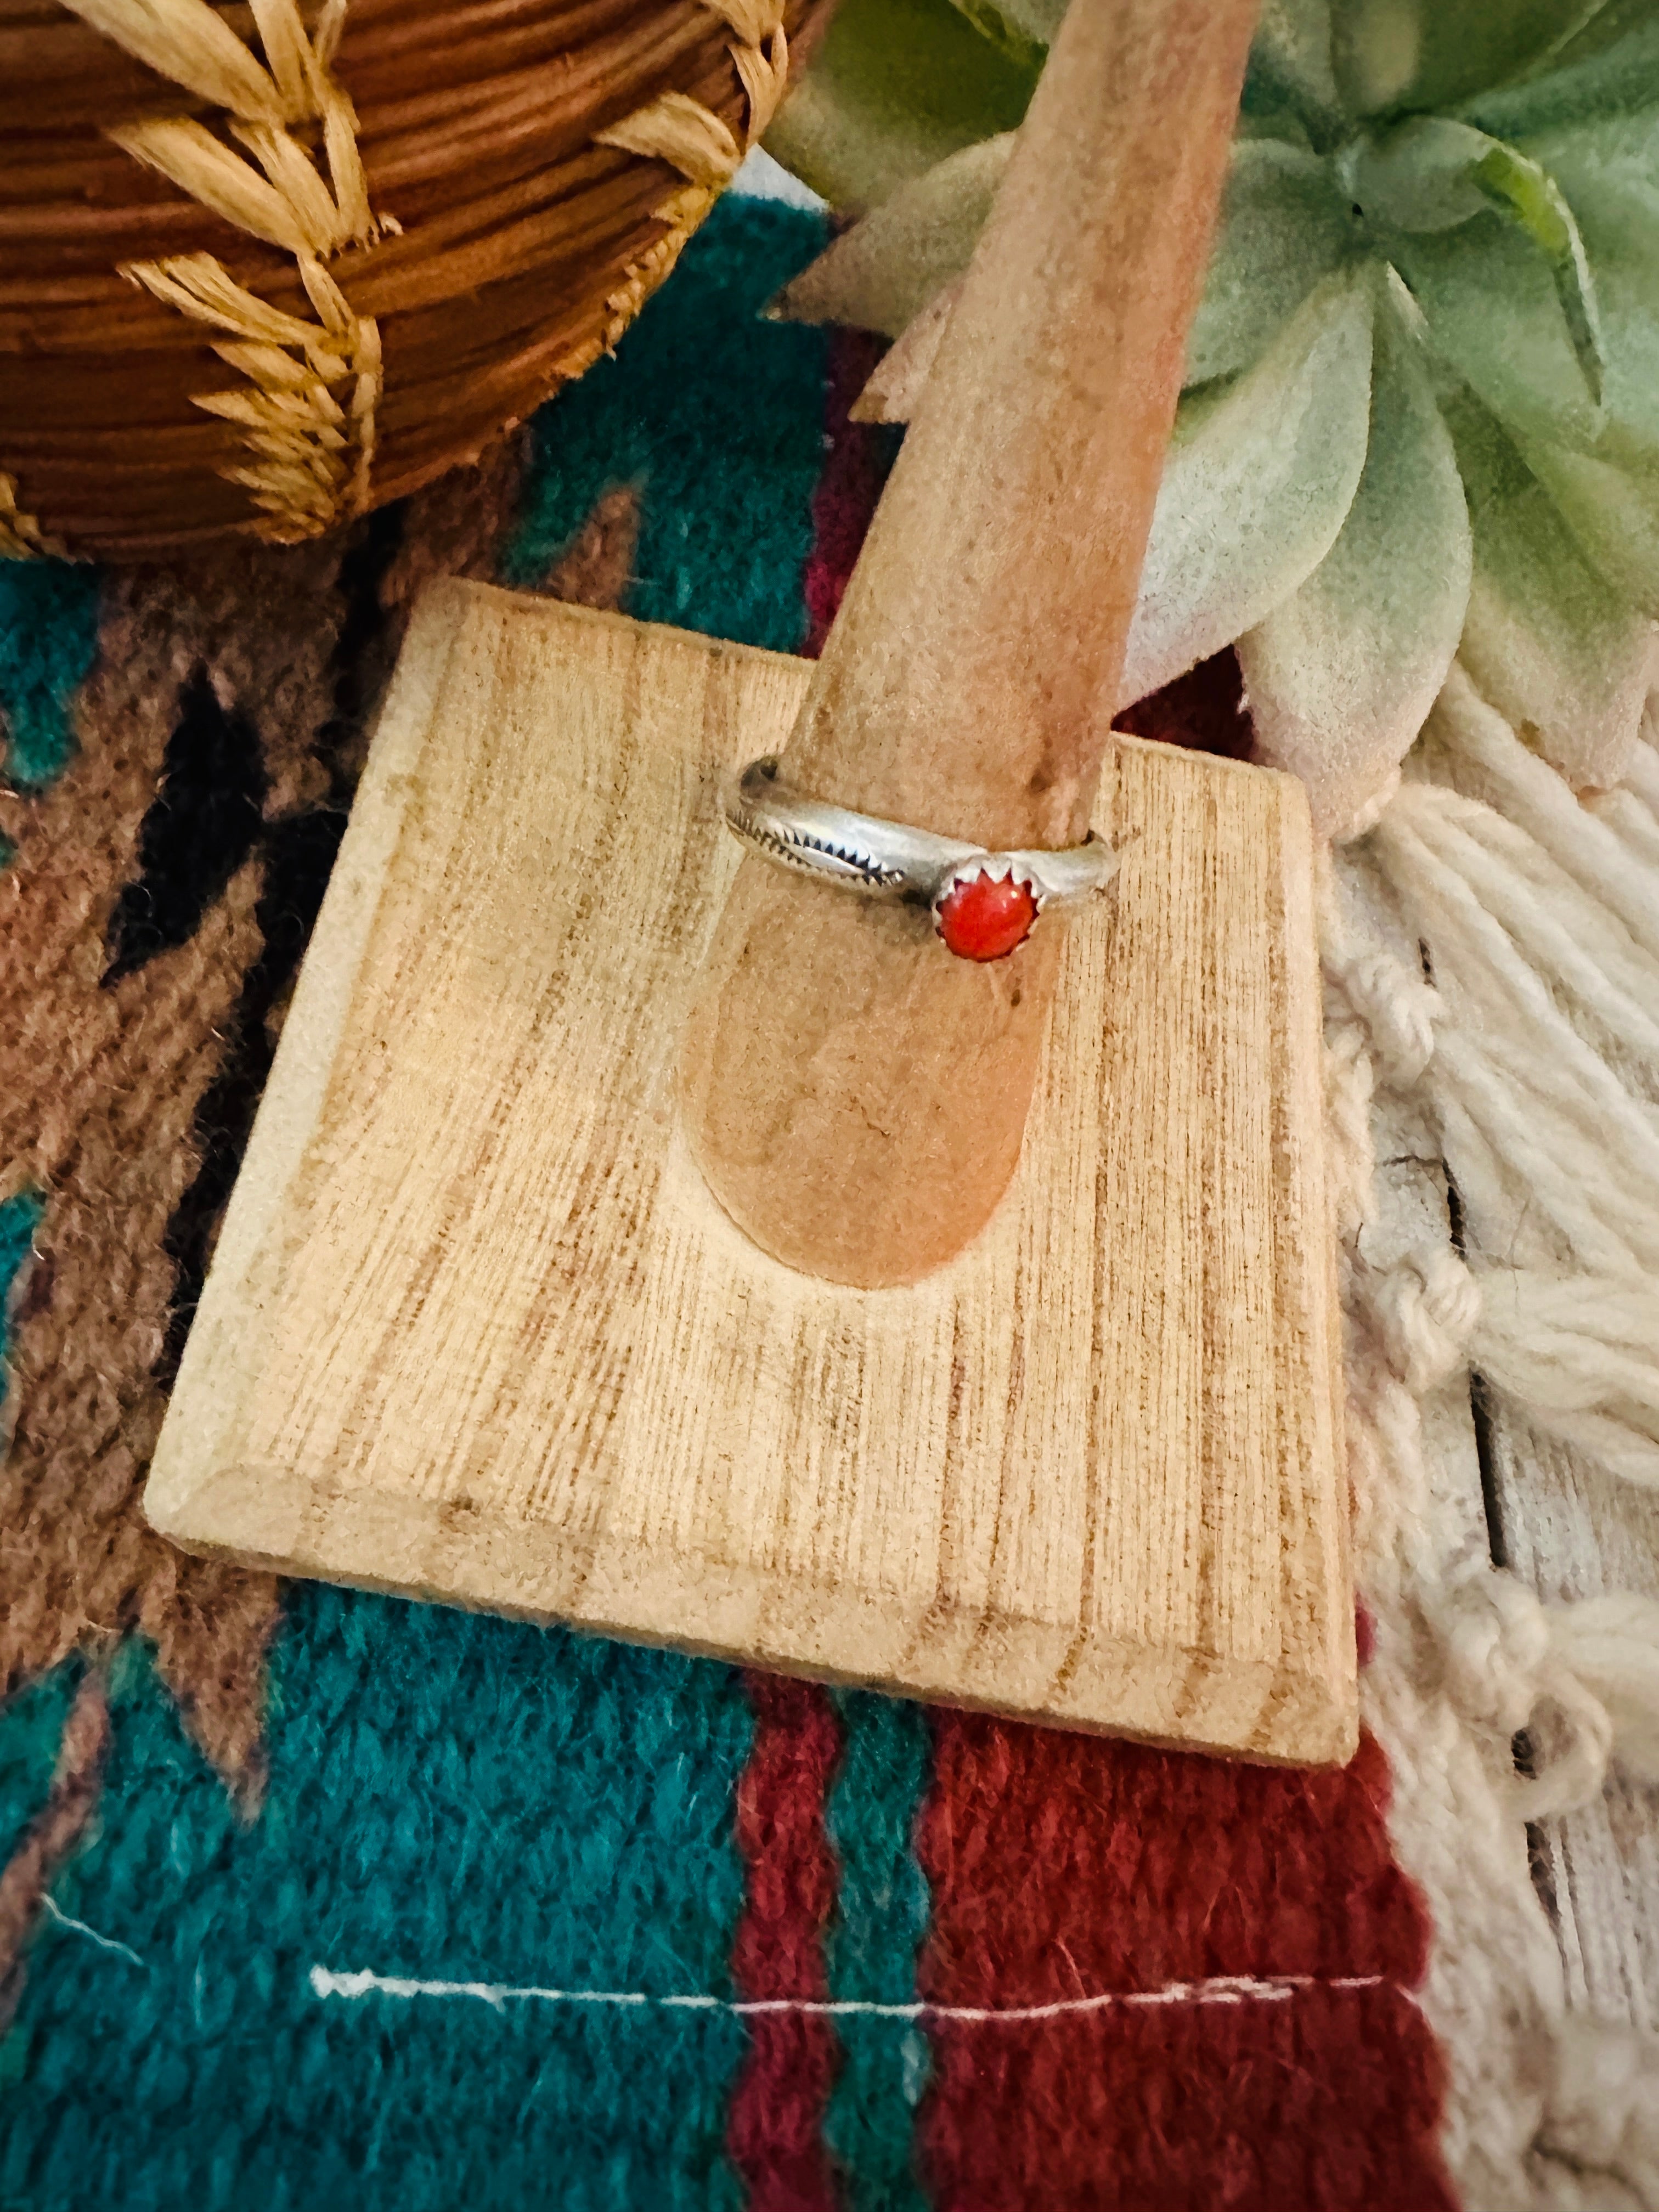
[{"xmin": 0, "ymin": 0, "xmax": 828, "ymax": 558}]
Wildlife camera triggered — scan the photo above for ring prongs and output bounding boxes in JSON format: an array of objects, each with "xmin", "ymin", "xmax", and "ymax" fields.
[{"xmin": 932, "ymin": 858, "xmax": 1041, "ymax": 962}]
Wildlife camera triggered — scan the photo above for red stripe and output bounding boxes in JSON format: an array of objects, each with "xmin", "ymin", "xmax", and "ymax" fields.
[
  {"xmin": 802, "ymin": 329, "xmax": 897, "ymax": 661},
  {"xmin": 922, "ymin": 1983, "xmax": 1446, "ymax": 2211},
  {"xmin": 914, "ymin": 1718, "xmax": 1453, "ymax": 2210},
  {"xmin": 727, "ymin": 1672, "xmax": 842, "ymax": 2212}
]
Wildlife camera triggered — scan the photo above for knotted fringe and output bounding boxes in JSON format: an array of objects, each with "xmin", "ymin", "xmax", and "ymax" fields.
[{"xmin": 1323, "ymin": 664, "xmax": 1659, "ymax": 2205}]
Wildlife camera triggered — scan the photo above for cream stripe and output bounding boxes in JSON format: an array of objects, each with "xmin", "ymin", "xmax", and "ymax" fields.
[{"xmin": 310, "ymin": 1963, "xmax": 1399, "ymax": 2021}]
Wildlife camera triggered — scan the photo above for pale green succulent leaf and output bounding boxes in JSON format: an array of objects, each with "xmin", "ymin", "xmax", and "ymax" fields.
[
  {"xmin": 1345, "ymin": 116, "xmax": 1497, "ymax": 228},
  {"xmin": 1185, "ymin": 140, "xmax": 1357, "ymax": 385},
  {"xmin": 1333, "ymin": 0, "xmax": 1617, "ymax": 117},
  {"xmin": 1352, "ymin": 121, "xmax": 1606, "ymax": 402},
  {"xmin": 1495, "ymin": 0, "xmax": 1645, "ymax": 81},
  {"xmin": 1121, "ymin": 273, "xmax": 1375, "ymax": 706},
  {"xmin": 1392, "ymin": 206, "xmax": 1606, "ymax": 449},
  {"xmin": 992, "ymin": 0, "xmax": 1068, "ymax": 38},
  {"xmin": 763, "ymin": 0, "xmax": 1037, "ymax": 215},
  {"xmin": 768, "ymin": 136, "xmax": 1013, "ymax": 338},
  {"xmin": 943, "ymin": 0, "xmax": 1049, "ymax": 73},
  {"xmin": 1520, "ymin": 436, "xmax": 1659, "ymax": 613},
  {"xmin": 1514, "ymin": 128, "xmax": 1659, "ymax": 448},
  {"xmin": 1576, "ymin": 236, "xmax": 1659, "ymax": 450},
  {"xmin": 1243, "ymin": 0, "xmax": 1345, "ymax": 142},
  {"xmin": 1333, "ymin": 0, "xmax": 1427, "ymax": 115},
  {"xmin": 1521, "ymin": 105, "xmax": 1659, "ymax": 224},
  {"xmin": 1444, "ymin": 386, "xmax": 1657, "ymax": 785},
  {"xmin": 1474, "ymin": 141, "xmax": 1607, "ymax": 397},
  {"xmin": 1459, "ymin": 4, "xmax": 1659, "ymax": 134},
  {"xmin": 1597, "ymin": 284, "xmax": 1659, "ymax": 450},
  {"xmin": 1238, "ymin": 279, "xmax": 1471, "ymax": 833}
]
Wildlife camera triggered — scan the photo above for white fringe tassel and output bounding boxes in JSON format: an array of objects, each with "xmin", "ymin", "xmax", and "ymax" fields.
[{"xmin": 1321, "ymin": 663, "xmax": 1659, "ymax": 2207}]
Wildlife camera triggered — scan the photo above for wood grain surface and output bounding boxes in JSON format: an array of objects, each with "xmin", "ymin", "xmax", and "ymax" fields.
[{"xmin": 145, "ymin": 580, "xmax": 1355, "ymax": 1762}]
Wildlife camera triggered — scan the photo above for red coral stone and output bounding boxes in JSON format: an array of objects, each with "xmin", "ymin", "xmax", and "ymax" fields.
[{"xmin": 935, "ymin": 870, "xmax": 1039, "ymax": 961}]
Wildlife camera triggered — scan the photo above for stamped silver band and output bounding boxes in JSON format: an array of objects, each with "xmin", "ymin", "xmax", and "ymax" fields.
[{"xmin": 721, "ymin": 757, "xmax": 1116, "ymax": 924}]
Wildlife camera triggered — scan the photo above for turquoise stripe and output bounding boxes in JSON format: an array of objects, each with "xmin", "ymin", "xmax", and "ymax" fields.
[
  {"xmin": 0, "ymin": 1195, "xmax": 57, "ymax": 1881},
  {"xmin": 0, "ymin": 1189, "xmax": 43, "ymax": 1351},
  {"xmin": 824, "ymin": 1691, "xmax": 934, "ymax": 2211},
  {"xmin": 0, "ymin": 1188, "xmax": 44, "ymax": 1441},
  {"xmin": 0, "ymin": 563, "xmax": 101, "ymax": 790},
  {"xmin": 504, "ymin": 196, "xmax": 830, "ymax": 653},
  {"xmin": 1, "ymin": 1588, "xmax": 755, "ymax": 2210}
]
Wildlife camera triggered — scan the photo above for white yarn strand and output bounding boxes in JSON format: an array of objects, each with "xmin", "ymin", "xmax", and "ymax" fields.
[
  {"xmin": 1433, "ymin": 669, "xmax": 1659, "ymax": 966},
  {"xmin": 1390, "ymin": 787, "xmax": 1659, "ymax": 1068},
  {"xmin": 1586, "ymin": 785, "xmax": 1659, "ymax": 876},
  {"xmin": 1474, "ymin": 1272, "xmax": 1659, "ymax": 1493},
  {"xmin": 1373, "ymin": 825, "xmax": 1659, "ymax": 1208},
  {"xmin": 1434, "ymin": 1032, "xmax": 1656, "ymax": 1276},
  {"xmin": 1593, "ymin": 730, "xmax": 1659, "ymax": 874}
]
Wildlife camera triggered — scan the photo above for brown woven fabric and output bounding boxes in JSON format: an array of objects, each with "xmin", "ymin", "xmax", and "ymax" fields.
[
  {"xmin": 0, "ymin": 441, "xmax": 640, "ymax": 1807},
  {"xmin": 0, "ymin": 560, "xmax": 284, "ymax": 1801}
]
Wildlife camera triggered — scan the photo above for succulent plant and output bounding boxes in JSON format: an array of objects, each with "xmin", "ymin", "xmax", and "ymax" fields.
[{"xmin": 765, "ymin": 0, "xmax": 1659, "ymax": 833}]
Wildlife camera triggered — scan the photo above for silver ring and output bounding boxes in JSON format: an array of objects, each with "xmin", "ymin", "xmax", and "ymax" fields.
[{"xmin": 721, "ymin": 757, "xmax": 1116, "ymax": 961}]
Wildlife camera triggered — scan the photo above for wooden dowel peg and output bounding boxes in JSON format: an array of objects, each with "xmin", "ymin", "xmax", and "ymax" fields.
[{"xmin": 681, "ymin": 0, "xmax": 1263, "ymax": 1287}]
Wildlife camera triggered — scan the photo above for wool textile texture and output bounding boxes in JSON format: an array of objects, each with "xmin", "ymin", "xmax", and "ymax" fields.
[
  {"xmin": 914, "ymin": 1719, "xmax": 1449, "ymax": 2210},
  {"xmin": 5, "ymin": 1597, "xmax": 755, "ymax": 2207},
  {"xmin": 3, "ymin": 187, "xmax": 1638, "ymax": 2207},
  {"xmin": 728, "ymin": 1672, "xmax": 840, "ymax": 2208}
]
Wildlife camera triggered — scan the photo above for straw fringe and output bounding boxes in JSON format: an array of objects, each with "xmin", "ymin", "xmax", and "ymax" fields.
[
  {"xmin": 124, "ymin": 252, "xmax": 382, "ymax": 543},
  {"xmin": 0, "ymin": 477, "xmax": 63, "ymax": 563},
  {"xmin": 581, "ymin": 0, "xmax": 788, "ymax": 376},
  {"xmin": 54, "ymin": 0, "xmax": 383, "ymax": 546},
  {"xmin": 18, "ymin": 0, "xmax": 787, "ymax": 549}
]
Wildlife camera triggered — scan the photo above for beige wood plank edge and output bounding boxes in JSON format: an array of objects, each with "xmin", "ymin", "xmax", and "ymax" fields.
[
  {"xmin": 1489, "ymin": 1398, "xmax": 1659, "ymax": 2030},
  {"xmin": 145, "ymin": 580, "xmax": 1355, "ymax": 1764}
]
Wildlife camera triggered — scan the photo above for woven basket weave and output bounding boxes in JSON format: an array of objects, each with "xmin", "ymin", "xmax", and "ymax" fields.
[{"xmin": 0, "ymin": 0, "xmax": 828, "ymax": 559}]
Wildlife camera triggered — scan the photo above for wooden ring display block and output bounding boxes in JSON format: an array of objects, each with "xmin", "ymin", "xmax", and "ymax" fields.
[{"xmin": 145, "ymin": 580, "xmax": 1356, "ymax": 1764}]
